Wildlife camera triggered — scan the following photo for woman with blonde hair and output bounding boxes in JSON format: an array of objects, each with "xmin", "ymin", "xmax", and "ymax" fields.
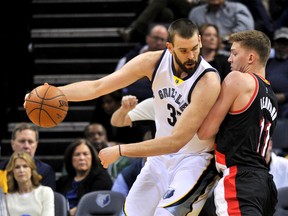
[{"xmin": 5, "ymin": 151, "xmax": 54, "ymax": 216}]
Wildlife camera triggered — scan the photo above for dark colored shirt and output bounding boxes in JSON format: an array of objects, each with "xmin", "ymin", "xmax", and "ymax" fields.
[
  {"xmin": 215, "ymin": 74, "xmax": 278, "ymax": 170},
  {"xmin": 266, "ymin": 57, "xmax": 288, "ymax": 118},
  {"xmin": 56, "ymin": 167, "xmax": 113, "ymax": 209}
]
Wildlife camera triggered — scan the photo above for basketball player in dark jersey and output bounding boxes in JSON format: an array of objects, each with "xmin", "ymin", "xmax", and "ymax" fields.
[{"xmin": 198, "ymin": 30, "xmax": 278, "ymax": 215}]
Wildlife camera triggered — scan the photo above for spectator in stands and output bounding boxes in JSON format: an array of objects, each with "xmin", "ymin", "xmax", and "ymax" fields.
[
  {"xmin": 188, "ymin": 0, "xmax": 254, "ymax": 51},
  {"xmin": 83, "ymin": 122, "xmax": 135, "ymax": 181},
  {"xmin": 116, "ymin": 24, "xmax": 168, "ymax": 102},
  {"xmin": 199, "ymin": 23, "xmax": 231, "ymax": 81},
  {"xmin": 266, "ymin": 27, "xmax": 288, "ymax": 118},
  {"xmin": 231, "ymin": 0, "xmax": 274, "ymax": 39},
  {"xmin": 56, "ymin": 138, "xmax": 112, "ymax": 216},
  {"xmin": 118, "ymin": 0, "xmax": 200, "ymax": 42},
  {"xmin": 83, "ymin": 123, "xmax": 115, "ymax": 153},
  {"xmin": 0, "ymin": 123, "xmax": 56, "ymax": 193},
  {"xmin": 91, "ymin": 90, "xmax": 146, "ymax": 143},
  {"xmin": 5, "ymin": 151, "xmax": 54, "ymax": 216}
]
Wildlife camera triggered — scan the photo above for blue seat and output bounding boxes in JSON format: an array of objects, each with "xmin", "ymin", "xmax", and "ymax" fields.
[
  {"xmin": 54, "ymin": 192, "xmax": 68, "ymax": 216},
  {"xmin": 274, "ymin": 186, "xmax": 288, "ymax": 216},
  {"xmin": 75, "ymin": 190, "xmax": 125, "ymax": 216}
]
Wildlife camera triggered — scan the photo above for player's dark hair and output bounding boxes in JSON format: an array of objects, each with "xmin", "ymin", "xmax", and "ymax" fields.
[
  {"xmin": 168, "ymin": 18, "xmax": 199, "ymax": 44},
  {"xmin": 64, "ymin": 138, "xmax": 100, "ymax": 177}
]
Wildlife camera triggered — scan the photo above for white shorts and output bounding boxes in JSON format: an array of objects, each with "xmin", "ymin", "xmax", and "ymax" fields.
[{"xmin": 123, "ymin": 152, "xmax": 217, "ymax": 216}]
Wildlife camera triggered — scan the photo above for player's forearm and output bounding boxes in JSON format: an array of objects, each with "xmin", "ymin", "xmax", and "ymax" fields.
[
  {"xmin": 59, "ymin": 80, "xmax": 100, "ymax": 102},
  {"xmin": 120, "ymin": 135, "xmax": 189, "ymax": 157},
  {"xmin": 111, "ymin": 107, "xmax": 132, "ymax": 127}
]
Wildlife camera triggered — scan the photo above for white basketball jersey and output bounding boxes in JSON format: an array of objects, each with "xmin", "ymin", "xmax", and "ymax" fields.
[{"xmin": 152, "ymin": 49, "xmax": 218, "ymax": 154}]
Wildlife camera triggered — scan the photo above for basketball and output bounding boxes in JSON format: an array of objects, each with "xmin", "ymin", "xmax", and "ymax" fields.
[{"xmin": 25, "ymin": 84, "xmax": 69, "ymax": 128}]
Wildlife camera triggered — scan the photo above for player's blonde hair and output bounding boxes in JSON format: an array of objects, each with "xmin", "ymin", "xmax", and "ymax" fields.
[{"xmin": 229, "ymin": 30, "xmax": 271, "ymax": 66}]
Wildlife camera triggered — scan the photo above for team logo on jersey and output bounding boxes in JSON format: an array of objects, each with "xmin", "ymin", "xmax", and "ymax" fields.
[
  {"xmin": 173, "ymin": 76, "xmax": 183, "ymax": 85},
  {"xmin": 163, "ymin": 188, "xmax": 175, "ymax": 199},
  {"xmin": 96, "ymin": 193, "xmax": 111, "ymax": 208}
]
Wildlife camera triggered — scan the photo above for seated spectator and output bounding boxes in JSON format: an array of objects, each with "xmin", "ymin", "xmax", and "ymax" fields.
[
  {"xmin": 83, "ymin": 122, "xmax": 134, "ymax": 181},
  {"xmin": 188, "ymin": 0, "xmax": 254, "ymax": 51},
  {"xmin": 5, "ymin": 151, "xmax": 54, "ymax": 216},
  {"xmin": 199, "ymin": 23, "xmax": 231, "ymax": 81},
  {"xmin": 231, "ymin": 0, "xmax": 274, "ymax": 39},
  {"xmin": 83, "ymin": 123, "xmax": 115, "ymax": 152},
  {"xmin": 266, "ymin": 27, "xmax": 288, "ymax": 118},
  {"xmin": 116, "ymin": 24, "xmax": 168, "ymax": 102},
  {"xmin": 56, "ymin": 138, "xmax": 112, "ymax": 216},
  {"xmin": 0, "ymin": 122, "xmax": 56, "ymax": 193}
]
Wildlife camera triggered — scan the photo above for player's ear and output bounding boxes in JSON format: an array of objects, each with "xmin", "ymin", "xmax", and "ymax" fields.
[
  {"xmin": 198, "ymin": 35, "xmax": 202, "ymax": 49},
  {"xmin": 167, "ymin": 42, "xmax": 173, "ymax": 54},
  {"xmin": 248, "ymin": 52, "xmax": 256, "ymax": 64}
]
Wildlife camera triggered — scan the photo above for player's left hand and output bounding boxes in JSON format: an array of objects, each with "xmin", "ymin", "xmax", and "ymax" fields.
[{"xmin": 98, "ymin": 145, "xmax": 120, "ymax": 168}]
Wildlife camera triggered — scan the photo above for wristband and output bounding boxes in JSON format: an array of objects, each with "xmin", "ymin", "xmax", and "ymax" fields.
[{"xmin": 118, "ymin": 144, "xmax": 122, "ymax": 156}]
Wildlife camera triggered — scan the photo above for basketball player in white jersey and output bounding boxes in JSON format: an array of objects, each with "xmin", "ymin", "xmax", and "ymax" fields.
[{"xmin": 24, "ymin": 18, "xmax": 221, "ymax": 215}]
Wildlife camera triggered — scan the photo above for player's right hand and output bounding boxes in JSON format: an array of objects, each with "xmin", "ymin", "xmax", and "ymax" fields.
[
  {"xmin": 23, "ymin": 93, "xmax": 29, "ymax": 109},
  {"xmin": 23, "ymin": 83, "xmax": 49, "ymax": 109}
]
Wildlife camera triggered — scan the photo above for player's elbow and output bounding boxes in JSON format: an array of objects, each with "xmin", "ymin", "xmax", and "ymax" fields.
[
  {"xmin": 197, "ymin": 128, "xmax": 216, "ymax": 140},
  {"xmin": 111, "ymin": 116, "xmax": 131, "ymax": 127},
  {"xmin": 111, "ymin": 118, "xmax": 124, "ymax": 127},
  {"xmin": 111, "ymin": 118, "xmax": 119, "ymax": 126},
  {"xmin": 169, "ymin": 136, "xmax": 191, "ymax": 153},
  {"xmin": 197, "ymin": 131, "xmax": 210, "ymax": 140}
]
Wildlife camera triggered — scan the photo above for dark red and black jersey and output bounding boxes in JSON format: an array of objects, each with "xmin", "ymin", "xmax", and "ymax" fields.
[{"xmin": 215, "ymin": 73, "xmax": 278, "ymax": 171}]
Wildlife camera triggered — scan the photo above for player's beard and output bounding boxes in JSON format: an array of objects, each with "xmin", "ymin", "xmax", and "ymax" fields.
[{"xmin": 174, "ymin": 52, "xmax": 199, "ymax": 75}]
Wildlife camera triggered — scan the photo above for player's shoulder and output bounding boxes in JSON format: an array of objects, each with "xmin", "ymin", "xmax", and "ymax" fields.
[
  {"xmin": 223, "ymin": 71, "xmax": 249, "ymax": 84},
  {"xmin": 223, "ymin": 71, "xmax": 255, "ymax": 93},
  {"xmin": 200, "ymin": 69, "xmax": 221, "ymax": 86},
  {"xmin": 143, "ymin": 50, "xmax": 164, "ymax": 60},
  {"xmin": 131, "ymin": 50, "xmax": 164, "ymax": 66}
]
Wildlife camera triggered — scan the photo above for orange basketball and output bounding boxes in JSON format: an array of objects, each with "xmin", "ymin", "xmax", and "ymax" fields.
[{"xmin": 25, "ymin": 84, "xmax": 69, "ymax": 128}]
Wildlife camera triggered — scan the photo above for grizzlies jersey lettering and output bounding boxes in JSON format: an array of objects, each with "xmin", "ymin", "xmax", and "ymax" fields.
[
  {"xmin": 151, "ymin": 49, "xmax": 219, "ymax": 154},
  {"xmin": 215, "ymin": 73, "xmax": 278, "ymax": 171}
]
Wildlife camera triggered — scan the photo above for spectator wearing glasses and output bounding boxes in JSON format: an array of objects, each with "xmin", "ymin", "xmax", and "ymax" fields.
[
  {"xmin": 115, "ymin": 24, "xmax": 168, "ymax": 102},
  {"xmin": 0, "ymin": 123, "xmax": 56, "ymax": 193}
]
